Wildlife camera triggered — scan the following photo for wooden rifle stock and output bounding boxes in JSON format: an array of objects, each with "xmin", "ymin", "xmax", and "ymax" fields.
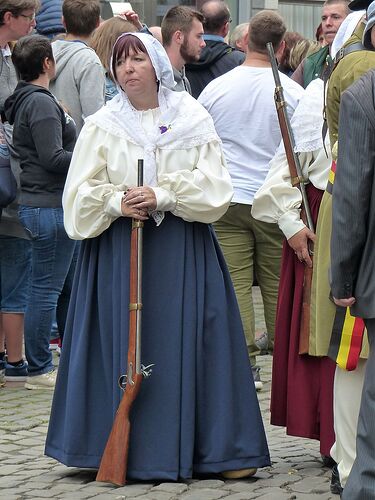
[
  {"xmin": 266, "ymin": 43, "xmax": 314, "ymax": 355},
  {"xmin": 96, "ymin": 159, "xmax": 148, "ymax": 486}
]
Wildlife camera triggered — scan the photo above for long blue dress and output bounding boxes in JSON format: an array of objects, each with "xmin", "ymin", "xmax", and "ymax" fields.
[{"xmin": 45, "ymin": 213, "xmax": 270, "ymax": 480}]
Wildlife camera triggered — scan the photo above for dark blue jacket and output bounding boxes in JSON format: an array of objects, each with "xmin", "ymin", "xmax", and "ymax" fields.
[
  {"xmin": 36, "ymin": 0, "xmax": 65, "ymax": 38},
  {"xmin": 185, "ymin": 39, "xmax": 245, "ymax": 98}
]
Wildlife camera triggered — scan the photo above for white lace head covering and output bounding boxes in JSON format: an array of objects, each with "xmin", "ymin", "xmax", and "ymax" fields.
[
  {"xmin": 292, "ymin": 78, "xmax": 325, "ymax": 153},
  {"xmin": 110, "ymin": 32, "xmax": 175, "ymax": 92},
  {"xmin": 330, "ymin": 10, "xmax": 366, "ymax": 58},
  {"xmin": 89, "ymin": 31, "xmax": 219, "ymax": 223}
]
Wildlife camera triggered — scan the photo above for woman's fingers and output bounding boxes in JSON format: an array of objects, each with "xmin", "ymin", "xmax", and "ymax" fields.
[{"xmin": 123, "ymin": 187, "xmax": 157, "ymax": 211}]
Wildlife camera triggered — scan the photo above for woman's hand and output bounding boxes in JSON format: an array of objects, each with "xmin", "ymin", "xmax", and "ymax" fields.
[
  {"xmin": 119, "ymin": 10, "xmax": 143, "ymax": 30},
  {"xmin": 287, "ymin": 227, "xmax": 315, "ymax": 268},
  {"xmin": 121, "ymin": 186, "xmax": 157, "ymax": 219}
]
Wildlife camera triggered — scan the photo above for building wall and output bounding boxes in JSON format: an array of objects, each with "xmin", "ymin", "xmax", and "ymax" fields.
[
  {"xmin": 127, "ymin": 0, "xmax": 324, "ymax": 41},
  {"xmin": 236, "ymin": 0, "xmax": 323, "ymax": 39}
]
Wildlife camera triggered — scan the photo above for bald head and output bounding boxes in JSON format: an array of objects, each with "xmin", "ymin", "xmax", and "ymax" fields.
[{"xmin": 200, "ymin": 0, "xmax": 231, "ymax": 35}]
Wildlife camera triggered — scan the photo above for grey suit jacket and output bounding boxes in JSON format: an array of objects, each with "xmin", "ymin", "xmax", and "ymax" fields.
[{"xmin": 331, "ymin": 69, "xmax": 375, "ymax": 319}]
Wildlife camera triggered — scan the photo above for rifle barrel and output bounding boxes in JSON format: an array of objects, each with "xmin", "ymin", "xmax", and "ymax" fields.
[
  {"xmin": 96, "ymin": 159, "xmax": 145, "ymax": 486},
  {"xmin": 266, "ymin": 42, "xmax": 314, "ymax": 233},
  {"xmin": 135, "ymin": 159, "xmax": 143, "ymax": 374}
]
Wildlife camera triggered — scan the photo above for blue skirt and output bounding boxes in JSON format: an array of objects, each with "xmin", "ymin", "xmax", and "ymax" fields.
[{"xmin": 45, "ymin": 214, "xmax": 270, "ymax": 480}]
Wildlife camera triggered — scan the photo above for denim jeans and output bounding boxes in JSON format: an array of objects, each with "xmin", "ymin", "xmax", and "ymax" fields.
[
  {"xmin": 0, "ymin": 236, "xmax": 31, "ymax": 312},
  {"xmin": 19, "ymin": 206, "xmax": 77, "ymax": 376},
  {"xmin": 56, "ymin": 241, "xmax": 80, "ymax": 342}
]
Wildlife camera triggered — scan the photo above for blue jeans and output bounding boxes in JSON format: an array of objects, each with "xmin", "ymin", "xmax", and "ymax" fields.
[
  {"xmin": 0, "ymin": 236, "xmax": 31, "ymax": 312},
  {"xmin": 19, "ymin": 206, "xmax": 77, "ymax": 376}
]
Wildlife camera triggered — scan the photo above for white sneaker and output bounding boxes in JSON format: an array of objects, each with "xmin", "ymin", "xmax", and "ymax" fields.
[
  {"xmin": 252, "ymin": 366, "xmax": 263, "ymax": 391},
  {"xmin": 0, "ymin": 368, "xmax": 5, "ymax": 387},
  {"xmin": 25, "ymin": 370, "xmax": 57, "ymax": 390}
]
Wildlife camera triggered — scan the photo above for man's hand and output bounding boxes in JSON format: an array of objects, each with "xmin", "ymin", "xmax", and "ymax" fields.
[
  {"xmin": 120, "ymin": 10, "xmax": 143, "ymax": 30},
  {"xmin": 333, "ymin": 297, "xmax": 356, "ymax": 307},
  {"xmin": 287, "ymin": 227, "xmax": 315, "ymax": 268}
]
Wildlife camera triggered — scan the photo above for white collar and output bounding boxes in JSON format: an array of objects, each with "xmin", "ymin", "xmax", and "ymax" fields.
[
  {"xmin": 88, "ymin": 87, "xmax": 219, "ymax": 187},
  {"xmin": 1, "ymin": 44, "xmax": 11, "ymax": 57}
]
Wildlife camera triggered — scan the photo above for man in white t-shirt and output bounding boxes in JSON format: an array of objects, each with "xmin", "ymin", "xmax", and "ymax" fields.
[{"xmin": 199, "ymin": 10, "xmax": 303, "ymax": 390}]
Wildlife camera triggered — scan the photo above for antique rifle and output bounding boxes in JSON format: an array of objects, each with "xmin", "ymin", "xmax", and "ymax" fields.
[
  {"xmin": 96, "ymin": 159, "xmax": 153, "ymax": 486},
  {"xmin": 267, "ymin": 42, "xmax": 314, "ymax": 354}
]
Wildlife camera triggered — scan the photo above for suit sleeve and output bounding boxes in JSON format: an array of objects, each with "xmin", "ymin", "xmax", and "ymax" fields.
[{"xmin": 330, "ymin": 87, "xmax": 375, "ymax": 298}]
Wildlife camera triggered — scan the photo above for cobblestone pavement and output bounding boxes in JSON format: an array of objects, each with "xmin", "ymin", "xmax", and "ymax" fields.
[{"xmin": 0, "ymin": 289, "xmax": 336, "ymax": 499}]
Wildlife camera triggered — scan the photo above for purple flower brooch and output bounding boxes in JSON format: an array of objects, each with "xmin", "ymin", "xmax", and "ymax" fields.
[{"xmin": 159, "ymin": 124, "xmax": 172, "ymax": 134}]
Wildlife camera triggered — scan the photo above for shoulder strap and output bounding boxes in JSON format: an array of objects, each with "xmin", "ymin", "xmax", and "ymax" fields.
[
  {"xmin": 322, "ymin": 42, "xmax": 366, "ymax": 150},
  {"xmin": 332, "ymin": 42, "xmax": 365, "ymax": 67}
]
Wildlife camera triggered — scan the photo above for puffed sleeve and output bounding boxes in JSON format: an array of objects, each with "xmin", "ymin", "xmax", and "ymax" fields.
[
  {"xmin": 62, "ymin": 122, "xmax": 125, "ymax": 240},
  {"xmin": 251, "ymin": 147, "xmax": 307, "ymax": 239},
  {"xmin": 252, "ymin": 143, "xmax": 331, "ymax": 240},
  {"xmin": 154, "ymin": 140, "xmax": 233, "ymax": 224}
]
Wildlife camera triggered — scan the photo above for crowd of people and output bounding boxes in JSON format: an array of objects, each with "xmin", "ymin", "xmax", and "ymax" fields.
[{"xmin": 1, "ymin": 0, "xmax": 375, "ymax": 497}]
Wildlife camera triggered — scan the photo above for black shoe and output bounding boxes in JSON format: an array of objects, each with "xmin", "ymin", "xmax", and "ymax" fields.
[
  {"xmin": 321, "ymin": 454, "xmax": 336, "ymax": 468},
  {"xmin": 330, "ymin": 465, "xmax": 343, "ymax": 495}
]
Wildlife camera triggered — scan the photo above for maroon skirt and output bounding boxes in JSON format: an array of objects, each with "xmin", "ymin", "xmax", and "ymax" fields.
[{"xmin": 270, "ymin": 183, "xmax": 336, "ymax": 456}]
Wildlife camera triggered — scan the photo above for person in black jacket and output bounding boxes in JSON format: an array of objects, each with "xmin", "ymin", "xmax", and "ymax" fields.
[
  {"xmin": 185, "ymin": 0, "xmax": 245, "ymax": 98},
  {"xmin": 4, "ymin": 34, "xmax": 76, "ymax": 390}
]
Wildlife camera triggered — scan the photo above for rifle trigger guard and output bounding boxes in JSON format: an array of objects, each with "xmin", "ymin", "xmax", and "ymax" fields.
[
  {"xmin": 118, "ymin": 374, "xmax": 127, "ymax": 391},
  {"xmin": 141, "ymin": 364, "xmax": 154, "ymax": 378}
]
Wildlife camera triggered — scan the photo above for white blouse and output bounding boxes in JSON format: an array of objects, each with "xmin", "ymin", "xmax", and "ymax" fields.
[
  {"xmin": 62, "ymin": 109, "xmax": 233, "ymax": 240},
  {"xmin": 251, "ymin": 145, "xmax": 331, "ymax": 240},
  {"xmin": 251, "ymin": 78, "xmax": 332, "ymax": 240}
]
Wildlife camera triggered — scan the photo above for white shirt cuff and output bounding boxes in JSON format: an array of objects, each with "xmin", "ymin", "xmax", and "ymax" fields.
[
  {"xmin": 104, "ymin": 190, "xmax": 124, "ymax": 217},
  {"xmin": 278, "ymin": 210, "xmax": 306, "ymax": 240},
  {"xmin": 153, "ymin": 186, "xmax": 177, "ymax": 212}
]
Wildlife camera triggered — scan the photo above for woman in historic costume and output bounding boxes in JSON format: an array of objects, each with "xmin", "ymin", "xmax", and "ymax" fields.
[
  {"xmin": 252, "ymin": 77, "xmax": 335, "ymax": 458},
  {"xmin": 45, "ymin": 32, "xmax": 270, "ymax": 481}
]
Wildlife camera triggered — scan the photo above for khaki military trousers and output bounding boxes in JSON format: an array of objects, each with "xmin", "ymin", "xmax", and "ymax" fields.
[{"xmin": 214, "ymin": 203, "xmax": 283, "ymax": 367}]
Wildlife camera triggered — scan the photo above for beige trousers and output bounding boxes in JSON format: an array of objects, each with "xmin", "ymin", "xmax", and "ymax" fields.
[{"xmin": 330, "ymin": 359, "xmax": 366, "ymax": 486}]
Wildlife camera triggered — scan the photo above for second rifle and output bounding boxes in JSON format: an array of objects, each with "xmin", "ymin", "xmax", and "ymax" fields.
[{"xmin": 267, "ymin": 42, "xmax": 314, "ymax": 355}]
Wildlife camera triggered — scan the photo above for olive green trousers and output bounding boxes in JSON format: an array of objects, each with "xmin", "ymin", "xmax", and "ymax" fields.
[{"xmin": 214, "ymin": 203, "xmax": 283, "ymax": 367}]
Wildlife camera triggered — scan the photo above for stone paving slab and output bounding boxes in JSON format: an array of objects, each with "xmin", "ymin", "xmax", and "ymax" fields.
[{"xmin": 0, "ymin": 288, "xmax": 337, "ymax": 499}]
